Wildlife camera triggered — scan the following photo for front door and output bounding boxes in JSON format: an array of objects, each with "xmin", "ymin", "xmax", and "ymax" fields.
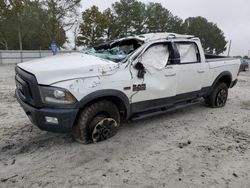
[{"xmin": 130, "ymin": 42, "xmax": 178, "ymax": 113}]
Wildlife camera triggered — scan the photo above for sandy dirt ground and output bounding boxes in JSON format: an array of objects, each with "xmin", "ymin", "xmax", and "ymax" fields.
[{"xmin": 0, "ymin": 64, "xmax": 250, "ymax": 188}]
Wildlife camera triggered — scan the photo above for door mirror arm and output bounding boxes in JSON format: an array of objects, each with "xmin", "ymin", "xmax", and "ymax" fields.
[{"xmin": 134, "ymin": 62, "xmax": 146, "ymax": 79}]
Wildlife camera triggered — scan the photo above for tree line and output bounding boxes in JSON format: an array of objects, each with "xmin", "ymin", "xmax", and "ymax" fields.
[
  {"xmin": 0, "ymin": 0, "xmax": 227, "ymax": 54},
  {"xmin": 0, "ymin": 0, "xmax": 80, "ymax": 50}
]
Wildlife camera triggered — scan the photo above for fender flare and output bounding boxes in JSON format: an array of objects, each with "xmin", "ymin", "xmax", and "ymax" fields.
[
  {"xmin": 207, "ymin": 71, "xmax": 232, "ymax": 96},
  {"xmin": 76, "ymin": 89, "xmax": 131, "ymax": 119}
]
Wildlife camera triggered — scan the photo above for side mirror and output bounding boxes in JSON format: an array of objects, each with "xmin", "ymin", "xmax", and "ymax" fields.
[{"xmin": 134, "ymin": 62, "xmax": 146, "ymax": 79}]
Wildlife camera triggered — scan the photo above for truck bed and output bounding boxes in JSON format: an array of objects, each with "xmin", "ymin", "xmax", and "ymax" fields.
[{"xmin": 205, "ymin": 54, "xmax": 235, "ymax": 62}]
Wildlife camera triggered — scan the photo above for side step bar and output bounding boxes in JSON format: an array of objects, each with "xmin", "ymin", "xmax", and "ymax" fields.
[{"xmin": 131, "ymin": 99, "xmax": 202, "ymax": 121}]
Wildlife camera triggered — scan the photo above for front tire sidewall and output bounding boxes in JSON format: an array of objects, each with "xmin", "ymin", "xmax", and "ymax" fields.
[{"xmin": 72, "ymin": 101, "xmax": 120, "ymax": 144}]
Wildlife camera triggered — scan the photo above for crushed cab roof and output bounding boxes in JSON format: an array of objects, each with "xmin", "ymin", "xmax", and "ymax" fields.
[
  {"xmin": 94, "ymin": 32, "xmax": 195, "ymax": 50},
  {"xmin": 136, "ymin": 32, "xmax": 194, "ymax": 42}
]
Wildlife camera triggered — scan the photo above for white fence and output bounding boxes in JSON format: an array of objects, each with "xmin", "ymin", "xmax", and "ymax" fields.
[{"xmin": 0, "ymin": 50, "xmax": 77, "ymax": 64}]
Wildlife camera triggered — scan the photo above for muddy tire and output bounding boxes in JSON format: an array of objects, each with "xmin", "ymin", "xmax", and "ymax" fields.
[
  {"xmin": 204, "ymin": 82, "xmax": 228, "ymax": 108},
  {"xmin": 72, "ymin": 100, "xmax": 120, "ymax": 144}
]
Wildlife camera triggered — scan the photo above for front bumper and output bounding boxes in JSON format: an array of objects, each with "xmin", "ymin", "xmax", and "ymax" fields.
[{"xmin": 16, "ymin": 90, "xmax": 78, "ymax": 133}]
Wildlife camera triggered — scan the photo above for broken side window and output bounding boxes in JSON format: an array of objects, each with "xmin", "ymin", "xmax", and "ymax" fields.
[
  {"xmin": 141, "ymin": 44, "xmax": 169, "ymax": 73},
  {"xmin": 176, "ymin": 43, "xmax": 200, "ymax": 63}
]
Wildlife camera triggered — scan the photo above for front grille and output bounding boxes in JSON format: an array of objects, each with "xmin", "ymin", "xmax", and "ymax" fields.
[{"xmin": 15, "ymin": 67, "xmax": 42, "ymax": 107}]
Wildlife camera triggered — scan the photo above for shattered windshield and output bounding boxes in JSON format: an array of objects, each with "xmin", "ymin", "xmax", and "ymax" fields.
[
  {"xmin": 82, "ymin": 38, "xmax": 143, "ymax": 63},
  {"xmin": 83, "ymin": 47, "xmax": 128, "ymax": 62}
]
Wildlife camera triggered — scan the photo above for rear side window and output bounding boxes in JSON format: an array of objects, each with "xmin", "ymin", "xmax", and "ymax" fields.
[{"xmin": 176, "ymin": 42, "xmax": 200, "ymax": 64}]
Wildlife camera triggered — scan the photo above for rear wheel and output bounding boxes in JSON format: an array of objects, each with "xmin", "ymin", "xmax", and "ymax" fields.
[
  {"xmin": 204, "ymin": 82, "xmax": 228, "ymax": 108},
  {"xmin": 72, "ymin": 100, "xmax": 120, "ymax": 144}
]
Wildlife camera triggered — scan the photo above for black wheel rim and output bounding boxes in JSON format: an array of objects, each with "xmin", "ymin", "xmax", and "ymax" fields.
[
  {"xmin": 92, "ymin": 118, "xmax": 117, "ymax": 143},
  {"xmin": 216, "ymin": 89, "xmax": 227, "ymax": 107}
]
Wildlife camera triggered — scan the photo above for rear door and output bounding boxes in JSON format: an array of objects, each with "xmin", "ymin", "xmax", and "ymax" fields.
[{"xmin": 175, "ymin": 41, "xmax": 205, "ymax": 95}]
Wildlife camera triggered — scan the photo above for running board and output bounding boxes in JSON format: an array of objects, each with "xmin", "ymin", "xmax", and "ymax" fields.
[{"xmin": 131, "ymin": 99, "xmax": 201, "ymax": 121}]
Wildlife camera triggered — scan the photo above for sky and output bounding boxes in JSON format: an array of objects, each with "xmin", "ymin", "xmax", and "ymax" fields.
[{"xmin": 76, "ymin": 0, "xmax": 250, "ymax": 56}]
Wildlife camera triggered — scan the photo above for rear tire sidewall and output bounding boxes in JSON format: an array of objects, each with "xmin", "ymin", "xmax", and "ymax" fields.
[{"xmin": 210, "ymin": 83, "xmax": 228, "ymax": 108}]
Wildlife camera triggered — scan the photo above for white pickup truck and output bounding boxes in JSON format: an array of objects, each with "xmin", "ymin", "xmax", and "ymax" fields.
[{"xmin": 15, "ymin": 33, "xmax": 240, "ymax": 143}]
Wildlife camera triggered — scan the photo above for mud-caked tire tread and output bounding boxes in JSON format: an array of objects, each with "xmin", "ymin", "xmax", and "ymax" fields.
[{"xmin": 72, "ymin": 100, "xmax": 120, "ymax": 144}]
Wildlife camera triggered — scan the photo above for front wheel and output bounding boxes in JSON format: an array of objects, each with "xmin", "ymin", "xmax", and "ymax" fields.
[
  {"xmin": 204, "ymin": 82, "xmax": 228, "ymax": 108},
  {"xmin": 72, "ymin": 100, "xmax": 120, "ymax": 144}
]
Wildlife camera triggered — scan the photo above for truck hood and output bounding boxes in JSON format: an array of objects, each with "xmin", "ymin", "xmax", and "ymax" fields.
[{"xmin": 18, "ymin": 52, "xmax": 119, "ymax": 85}]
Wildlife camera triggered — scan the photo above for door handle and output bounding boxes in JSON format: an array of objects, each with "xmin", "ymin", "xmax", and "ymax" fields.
[
  {"xmin": 165, "ymin": 66, "xmax": 173, "ymax": 69},
  {"xmin": 197, "ymin": 70, "xmax": 205, "ymax": 73},
  {"xmin": 165, "ymin": 73, "xmax": 176, "ymax": 77}
]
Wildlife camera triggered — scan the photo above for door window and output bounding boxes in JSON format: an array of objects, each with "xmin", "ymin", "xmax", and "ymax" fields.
[
  {"xmin": 176, "ymin": 43, "xmax": 200, "ymax": 64},
  {"xmin": 141, "ymin": 44, "xmax": 169, "ymax": 73}
]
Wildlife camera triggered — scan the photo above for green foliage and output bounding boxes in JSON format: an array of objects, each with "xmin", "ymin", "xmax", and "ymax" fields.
[
  {"xmin": 183, "ymin": 16, "xmax": 227, "ymax": 54},
  {"xmin": 77, "ymin": 0, "xmax": 184, "ymax": 46},
  {"xmin": 77, "ymin": 0, "xmax": 227, "ymax": 55},
  {"xmin": 0, "ymin": 0, "xmax": 80, "ymax": 50},
  {"xmin": 0, "ymin": 0, "xmax": 227, "ymax": 54},
  {"xmin": 103, "ymin": 8, "xmax": 118, "ymax": 40},
  {"xmin": 0, "ymin": 0, "xmax": 11, "ymax": 49},
  {"xmin": 0, "ymin": 0, "xmax": 43, "ymax": 50},
  {"xmin": 145, "ymin": 2, "xmax": 180, "ymax": 33},
  {"xmin": 77, "ymin": 6, "xmax": 111, "ymax": 46},
  {"xmin": 112, "ymin": 0, "xmax": 146, "ymax": 36},
  {"xmin": 40, "ymin": 0, "xmax": 81, "ymax": 46}
]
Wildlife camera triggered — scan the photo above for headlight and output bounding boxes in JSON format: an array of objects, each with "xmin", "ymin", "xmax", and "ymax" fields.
[{"xmin": 39, "ymin": 86, "xmax": 76, "ymax": 105}]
